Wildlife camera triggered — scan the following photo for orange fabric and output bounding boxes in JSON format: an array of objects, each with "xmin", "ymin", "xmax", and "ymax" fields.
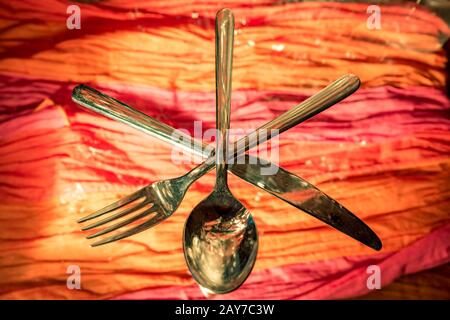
[
  {"xmin": 0, "ymin": 3, "xmax": 447, "ymax": 91},
  {"xmin": 0, "ymin": 1, "xmax": 449, "ymax": 299},
  {"xmin": 0, "ymin": 87, "xmax": 449, "ymax": 298}
]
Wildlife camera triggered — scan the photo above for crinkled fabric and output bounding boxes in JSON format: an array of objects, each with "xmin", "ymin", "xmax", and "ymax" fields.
[{"xmin": 0, "ymin": 1, "xmax": 448, "ymax": 299}]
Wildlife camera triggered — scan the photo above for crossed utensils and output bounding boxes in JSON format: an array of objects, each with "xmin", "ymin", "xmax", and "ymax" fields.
[{"xmin": 72, "ymin": 8, "xmax": 381, "ymax": 293}]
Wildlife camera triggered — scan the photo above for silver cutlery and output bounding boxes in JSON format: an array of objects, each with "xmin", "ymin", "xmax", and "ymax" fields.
[
  {"xmin": 73, "ymin": 72, "xmax": 381, "ymax": 251},
  {"xmin": 71, "ymin": 21, "xmax": 382, "ymax": 252},
  {"xmin": 72, "ymin": 72, "xmax": 381, "ymax": 250},
  {"xmin": 183, "ymin": 9, "xmax": 257, "ymax": 293}
]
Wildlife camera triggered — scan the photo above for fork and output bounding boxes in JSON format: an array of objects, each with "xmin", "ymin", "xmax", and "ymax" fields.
[{"xmin": 73, "ymin": 75, "xmax": 376, "ymax": 247}]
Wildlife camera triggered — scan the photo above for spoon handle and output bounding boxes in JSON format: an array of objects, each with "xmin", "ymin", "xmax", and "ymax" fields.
[{"xmin": 215, "ymin": 9, "xmax": 234, "ymax": 191}]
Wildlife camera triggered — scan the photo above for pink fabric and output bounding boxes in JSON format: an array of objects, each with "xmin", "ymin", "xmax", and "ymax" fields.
[{"xmin": 113, "ymin": 223, "xmax": 450, "ymax": 299}]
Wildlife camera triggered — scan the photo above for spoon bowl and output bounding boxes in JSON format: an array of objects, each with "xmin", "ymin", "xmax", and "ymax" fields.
[{"xmin": 184, "ymin": 191, "xmax": 258, "ymax": 293}]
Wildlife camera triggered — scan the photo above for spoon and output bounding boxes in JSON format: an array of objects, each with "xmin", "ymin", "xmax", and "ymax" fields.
[{"xmin": 183, "ymin": 9, "xmax": 258, "ymax": 294}]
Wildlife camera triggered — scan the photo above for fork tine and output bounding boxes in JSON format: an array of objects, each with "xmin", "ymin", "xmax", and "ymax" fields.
[
  {"xmin": 81, "ymin": 200, "xmax": 149, "ymax": 231},
  {"xmin": 90, "ymin": 211, "xmax": 167, "ymax": 247},
  {"xmin": 77, "ymin": 188, "xmax": 146, "ymax": 223},
  {"xmin": 86, "ymin": 205, "xmax": 158, "ymax": 239}
]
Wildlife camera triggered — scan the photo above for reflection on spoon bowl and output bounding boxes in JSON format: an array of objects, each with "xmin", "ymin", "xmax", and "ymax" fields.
[{"xmin": 183, "ymin": 191, "xmax": 258, "ymax": 294}]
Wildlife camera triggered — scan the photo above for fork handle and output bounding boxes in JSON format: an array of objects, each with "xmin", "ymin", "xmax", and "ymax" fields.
[
  {"xmin": 231, "ymin": 74, "xmax": 359, "ymax": 160},
  {"xmin": 185, "ymin": 74, "xmax": 360, "ymax": 180}
]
